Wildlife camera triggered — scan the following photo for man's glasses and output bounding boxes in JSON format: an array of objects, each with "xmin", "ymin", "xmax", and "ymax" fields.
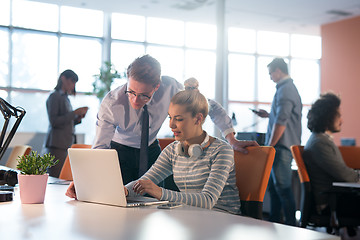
[{"xmin": 125, "ymin": 90, "xmax": 152, "ymax": 102}]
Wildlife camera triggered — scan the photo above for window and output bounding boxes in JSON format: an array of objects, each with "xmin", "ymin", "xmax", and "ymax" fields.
[
  {"xmin": 111, "ymin": 42, "xmax": 145, "ymax": 87},
  {"xmin": 228, "ymin": 103, "xmax": 260, "ymax": 133},
  {"xmin": 291, "ymin": 34, "xmax": 321, "ymax": 59},
  {"xmin": 12, "ymin": 0, "xmax": 58, "ymax": 32},
  {"xmin": 147, "ymin": 17, "xmax": 184, "ymax": 46},
  {"xmin": 70, "ymin": 94, "xmax": 99, "ymax": 145},
  {"xmin": 60, "ymin": 6, "xmax": 103, "ymax": 37},
  {"xmin": 228, "ymin": 28, "xmax": 256, "ymax": 53},
  {"xmin": 228, "ymin": 54, "xmax": 255, "ymax": 101},
  {"xmin": 257, "ymin": 56, "xmax": 278, "ymax": 102},
  {"xmin": 0, "ymin": 30, "xmax": 9, "ymax": 86},
  {"xmin": 0, "ymin": 0, "xmax": 10, "ymax": 26},
  {"xmin": 146, "ymin": 46, "xmax": 184, "ymax": 81},
  {"xmin": 112, "ymin": 13, "xmax": 145, "ymax": 41},
  {"xmin": 185, "ymin": 22, "xmax": 216, "ymax": 50},
  {"xmin": 2, "ymin": 0, "xmax": 321, "ymax": 147},
  {"xmin": 291, "ymin": 59, "xmax": 320, "ymax": 104},
  {"xmin": 59, "ymin": 36, "xmax": 102, "ymax": 92},
  {"xmin": 11, "ymin": 30, "xmax": 58, "ymax": 90},
  {"xmin": 185, "ymin": 50, "xmax": 216, "ymax": 99},
  {"xmin": 228, "ymin": 28, "xmax": 321, "ymax": 144},
  {"xmin": 257, "ymin": 31, "xmax": 289, "ymax": 56},
  {"xmin": 10, "ymin": 91, "xmax": 49, "ymax": 133}
]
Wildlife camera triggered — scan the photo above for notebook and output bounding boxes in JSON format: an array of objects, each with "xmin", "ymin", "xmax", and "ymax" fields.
[{"xmin": 68, "ymin": 148, "xmax": 168, "ymax": 207}]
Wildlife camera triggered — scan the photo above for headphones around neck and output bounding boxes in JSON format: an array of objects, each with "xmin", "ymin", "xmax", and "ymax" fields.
[{"xmin": 176, "ymin": 132, "xmax": 210, "ymax": 158}]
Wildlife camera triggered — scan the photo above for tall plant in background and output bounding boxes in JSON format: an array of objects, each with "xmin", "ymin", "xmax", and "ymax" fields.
[{"xmin": 92, "ymin": 62, "xmax": 125, "ymax": 101}]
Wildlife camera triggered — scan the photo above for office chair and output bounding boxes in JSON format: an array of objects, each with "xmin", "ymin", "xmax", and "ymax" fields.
[
  {"xmin": 338, "ymin": 146, "xmax": 360, "ymax": 169},
  {"xmin": 290, "ymin": 145, "xmax": 332, "ymax": 229},
  {"xmin": 5, "ymin": 145, "xmax": 32, "ymax": 170},
  {"xmin": 234, "ymin": 146, "xmax": 275, "ymax": 219},
  {"xmin": 158, "ymin": 138, "xmax": 175, "ymax": 150},
  {"xmin": 291, "ymin": 145, "xmax": 360, "ymax": 232},
  {"xmin": 59, "ymin": 144, "xmax": 92, "ymax": 180}
]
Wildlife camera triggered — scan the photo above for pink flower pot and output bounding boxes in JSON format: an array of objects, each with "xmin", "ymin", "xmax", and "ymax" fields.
[{"xmin": 18, "ymin": 174, "xmax": 49, "ymax": 204}]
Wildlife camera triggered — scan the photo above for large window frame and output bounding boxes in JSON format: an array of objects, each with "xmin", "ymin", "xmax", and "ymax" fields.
[{"xmin": 0, "ymin": 0, "xmax": 321, "ymax": 146}]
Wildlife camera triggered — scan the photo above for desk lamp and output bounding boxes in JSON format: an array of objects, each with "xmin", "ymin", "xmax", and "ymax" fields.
[{"xmin": 0, "ymin": 97, "xmax": 26, "ymax": 189}]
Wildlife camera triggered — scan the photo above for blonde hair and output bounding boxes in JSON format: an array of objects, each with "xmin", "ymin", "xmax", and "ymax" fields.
[{"xmin": 171, "ymin": 78, "xmax": 208, "ymax": 122}]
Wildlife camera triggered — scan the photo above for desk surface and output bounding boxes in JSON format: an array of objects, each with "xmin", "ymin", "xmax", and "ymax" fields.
[
  {"xmin": 333, "ymin": 182, "xmax": 360, "ymax": 188},
  {"xmin": 0, "ymin": 184, "xmax": 339, "ymax": 240}
]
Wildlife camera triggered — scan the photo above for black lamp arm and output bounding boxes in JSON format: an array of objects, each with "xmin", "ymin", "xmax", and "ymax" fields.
[{"xmin": 0, "ymin": 98, "xmax": 26, "ymax": 161}]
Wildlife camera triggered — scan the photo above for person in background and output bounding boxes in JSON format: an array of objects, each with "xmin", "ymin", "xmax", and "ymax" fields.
[
  {"xmin": 67, "ymin": 79, "xmax": 241, "ymax": 214},
  {"xmin": 253, "ymin": 58, "xmax": 302, "ymax": 226},
  {"xmin": 303, "ymin": 93, "xmax": 360, "ymax": 220},
  {"xmin": 44, "ymin": 69, "xmax": 88, "ymax": 178},
  {"xmin": 92, "ymin": 54, "xmax": 257, "ymax": 186}
]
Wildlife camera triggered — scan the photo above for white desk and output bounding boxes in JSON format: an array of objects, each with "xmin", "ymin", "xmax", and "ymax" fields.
[
  {"xmin": 333, "ymin": 182, "xmax": 360, "ymax": 188},
  {"xmin": 0, "ymin": 184, "xmax": 339, "ymax": 240}
]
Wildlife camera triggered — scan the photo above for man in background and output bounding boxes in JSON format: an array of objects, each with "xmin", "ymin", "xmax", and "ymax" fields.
[
  {"xmin": 303, "ymin": 92, "xmax": 359, "ymax": 214},
  {"xmin": 254, "ymin": 58, "xmax": 302, "ymax": 226}
]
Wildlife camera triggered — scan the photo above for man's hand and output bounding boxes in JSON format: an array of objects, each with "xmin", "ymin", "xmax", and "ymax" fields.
[
  {"xmin": 65, "ymin": 181, "xmax": 77, "ymax": 199},
  {"xmin": 133, "ymin": 179, "xmax": 162, "ymax": 200},
  {"xmin": 226, "ymin": 133, "xmax": 259, "ymax": 154}
]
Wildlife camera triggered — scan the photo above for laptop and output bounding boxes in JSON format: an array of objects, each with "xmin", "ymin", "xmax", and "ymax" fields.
[{"xmin": 68, "ymin": 148, "xmax": 168, "ymax": 207}]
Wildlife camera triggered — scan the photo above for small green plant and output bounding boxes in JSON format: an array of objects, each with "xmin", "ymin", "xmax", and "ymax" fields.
[
  {"xmin": 91, "ymin": 61, "xmax": 125, "ymax": 101},
  {"xmin": 16, "ymin": 151, "xmax": 58, "ymax": 175}
]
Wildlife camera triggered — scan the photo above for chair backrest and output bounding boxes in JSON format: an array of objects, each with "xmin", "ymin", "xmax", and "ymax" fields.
[
  {"xmin": 158, "ymin": 138, "xmax": 175, "ymax": 150},
  {"xmin": 59, "ymin": 144, "xmax": 92, "ymax": 180},
  {"xmin": 5, "ymin": 145, "xmax": 32, "ymax": 169},
  {"xmin": 234, "ymin": 146, "xmax": 275, "ymax": 219},
  {"xmin": 290, "ymin": 145, "xmax": 310, "ymax": 183},
  {"xmin": 338, "ymin": 146, "xmax": 360, "ymax": 169},
  {"xmin": 290, "ymin": 145, "xmax": 317, "ymax": 228}
]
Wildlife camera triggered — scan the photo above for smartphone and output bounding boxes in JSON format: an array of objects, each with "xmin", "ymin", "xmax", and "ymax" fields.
[
  {"xmin": 157, "ymin": 203, "xmax": 182, "ymax": 209},
  {"xmin": 249, "ymin": 108, "xmax": 260, "ymax": 114}
]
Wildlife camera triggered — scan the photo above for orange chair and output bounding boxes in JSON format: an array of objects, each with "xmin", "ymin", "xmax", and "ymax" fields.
[
  {"xmin": 158, "ymin": 138, "xmax": 175, "ymax": 150},
  {"xmin": 291, "ymin": 145, "xmax": 333, "ymax": 229},
  {"xmin": 291, "ymin": 145, "xmax": 360, "ymax": 230},
  {"xmin": 5, "ymin": 145, "xmax": 32, "ymax": 170},
  {"xmin": 59, "ymin": 144, "xmax": 92, "ymax": 180},
  {"xmin": 338, "ymin": 146, "xmax": 360, "ymax": 169},
  {"xmin": 234, "ymin": 146, "xmax": 275, "ymax": 219}
]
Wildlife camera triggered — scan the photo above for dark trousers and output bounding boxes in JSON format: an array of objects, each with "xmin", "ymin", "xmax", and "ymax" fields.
[
  {"xmin": 110, "ymin": 140, "xmax": 161, "ymax": 185},
  {"xmin": 45, "ymin": 147, "xmax": 67, "ymax": 178},
  {"xmin": 321, "ymin": 192, "xmax": 360, "ymax": 218}
]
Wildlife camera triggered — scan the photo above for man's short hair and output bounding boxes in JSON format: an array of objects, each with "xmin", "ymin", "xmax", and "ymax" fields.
[
  {"xmin": 127, "ymin": 54, "xmax": 161, "ymax": 87},
  {"xmin": 307, "ymin": 92, "xmax": 341, "ymax": 133},
  {"xmin": 267, "ymin": 58, "xmax": 288, "ymax": 74}
]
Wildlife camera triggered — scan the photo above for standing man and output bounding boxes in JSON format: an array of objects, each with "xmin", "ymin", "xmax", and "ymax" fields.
[
  {"xmin": 254, "ymin": 58, "xmax": 302, "ymax": 226},
  {"xmin": 93, "ymin": 54, "xmax": 257, "ymax": 185}
]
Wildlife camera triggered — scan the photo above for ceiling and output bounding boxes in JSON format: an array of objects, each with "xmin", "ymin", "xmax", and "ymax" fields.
[{"xmin": 30, "ymin": 0, "xmax": 360, "ymax": 35}]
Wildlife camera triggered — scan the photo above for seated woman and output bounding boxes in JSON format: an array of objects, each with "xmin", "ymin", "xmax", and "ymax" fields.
[{"xmin": 66, "ymin": 78, "xmax": 240, "ymax": 214}]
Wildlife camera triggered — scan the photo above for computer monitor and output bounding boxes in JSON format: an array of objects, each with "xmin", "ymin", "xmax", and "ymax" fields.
[{"xmin": 236, "ymin": 132, "xmax": 266, "ymax": 146}]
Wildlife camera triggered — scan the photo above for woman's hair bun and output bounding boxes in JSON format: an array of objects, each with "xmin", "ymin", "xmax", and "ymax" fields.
[{"xmin": 184, "ymin": 77, "xmax": 199, "ymax": 91}]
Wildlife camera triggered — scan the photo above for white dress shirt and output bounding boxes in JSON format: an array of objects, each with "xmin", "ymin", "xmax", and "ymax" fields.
[{"xmin": 93, "ymin": 76, "xmax": 234, "ymax": 149}]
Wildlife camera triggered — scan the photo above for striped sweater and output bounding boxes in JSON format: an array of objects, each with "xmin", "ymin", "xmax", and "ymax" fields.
[{"xmin": 126, "ymin": 138, "xmax": 241, "ymax": 214}]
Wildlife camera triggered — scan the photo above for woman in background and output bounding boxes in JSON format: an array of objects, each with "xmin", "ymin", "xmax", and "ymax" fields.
[{"xmin": 44, "ymin": 69, "xmax": 88, "ymax": 177}]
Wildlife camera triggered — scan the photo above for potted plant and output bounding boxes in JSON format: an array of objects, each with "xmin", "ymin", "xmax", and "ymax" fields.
[
  {"xmin": 16, "ymin": 151, "xmax": 58, "ymax": 204},
  {"xmin": 91, "ymin": 61, "xmax": 125, "ymax": 102}
]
